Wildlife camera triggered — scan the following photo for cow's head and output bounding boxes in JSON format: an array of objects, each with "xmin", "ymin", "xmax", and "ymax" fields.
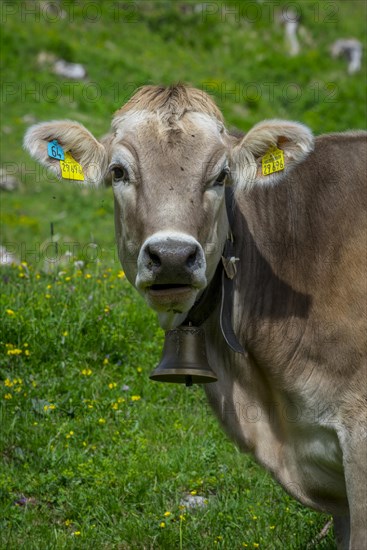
[{"xmin": 24, "ymin": 85, "xmax": 314, "ymax": 329}]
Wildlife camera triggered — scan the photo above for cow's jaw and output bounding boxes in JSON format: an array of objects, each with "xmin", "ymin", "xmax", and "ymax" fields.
[
  {"xmin": 135, "ymin": 231, "xmax": 207, "ymax": 328},
  {"xmin": 156, "ymin": 310, "xmax": 192, "ymax": 330}
]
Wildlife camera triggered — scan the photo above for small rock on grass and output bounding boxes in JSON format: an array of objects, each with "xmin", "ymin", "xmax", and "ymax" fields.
[
  {"xmin": 0, "ymin": 245, "xmax": 20, "ymax": 266},
  {"xmin": 0, "ymin": 168, "xmax": 20, "ymax": 191},
  {"xmin": 53, "ymin": 60, "xmax": 87, "ymax": 80},
  {"xmin": 180, "ymin": 494, "xmax": 208, "ymax": 510}
]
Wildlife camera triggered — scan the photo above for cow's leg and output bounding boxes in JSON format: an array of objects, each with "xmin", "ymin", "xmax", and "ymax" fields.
[
  {"xmin": 343, "ymin": 426, "xmax": 367, "ymax": 550},
  {"xmin": 333, "ymin": 515, "xmax": 350, "ymax": 550}
]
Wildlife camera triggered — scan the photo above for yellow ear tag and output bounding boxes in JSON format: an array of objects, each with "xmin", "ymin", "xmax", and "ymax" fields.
[
  {"xmin": 262, "ymin": 146, "xmax": 285, "ymax": 176},
  {"xmin": 60, "ymin": 152, "xmax": 85, "ymax": 181}
]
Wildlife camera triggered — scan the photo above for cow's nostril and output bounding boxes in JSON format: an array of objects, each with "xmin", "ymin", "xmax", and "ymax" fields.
[
  {"xmin": 148, "ymin": 250, "xmax": 161, "ymax": 268},
  {"xmin": 186, "ymin": 249, "xmax": 198, "ymax": 269}
]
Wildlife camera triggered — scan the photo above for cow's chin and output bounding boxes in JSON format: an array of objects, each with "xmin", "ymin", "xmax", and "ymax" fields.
[{"xmin": 144, "ymin": 285, "xmax": 199, "ymax": 327}]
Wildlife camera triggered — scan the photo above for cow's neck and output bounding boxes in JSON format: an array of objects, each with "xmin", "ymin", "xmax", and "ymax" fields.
[{"xmin": 232, "ymin": 181, "xmax": 313, "ymax": 369}]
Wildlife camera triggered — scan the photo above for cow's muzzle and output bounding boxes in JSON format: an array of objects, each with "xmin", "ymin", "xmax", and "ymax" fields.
[{"xmin": 136, "ymin": 232, "xmax": 207, "ymax": 312}]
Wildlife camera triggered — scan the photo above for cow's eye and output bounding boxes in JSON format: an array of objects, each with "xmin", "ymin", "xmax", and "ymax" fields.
[
  {"xmin": 111, "ymin": 165, "xmax": 129, "ymax": 183},
  {"xmin": 214, "ymin": 168, "xmax": 229, "ymax": 186}
]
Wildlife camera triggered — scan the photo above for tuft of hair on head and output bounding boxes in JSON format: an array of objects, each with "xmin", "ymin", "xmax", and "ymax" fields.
[{"xmin": 114, "ymin": 83, "xmax": 224, "ymax": 127}]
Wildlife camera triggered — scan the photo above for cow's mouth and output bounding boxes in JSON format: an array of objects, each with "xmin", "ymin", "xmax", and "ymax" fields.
[
  {"xmin": 148, "ymin": 284, "xmax": 193, "ymax": 297},
  {"xmin": 142, "ymin": 282, "xmax": 201, "ymax": 317}
]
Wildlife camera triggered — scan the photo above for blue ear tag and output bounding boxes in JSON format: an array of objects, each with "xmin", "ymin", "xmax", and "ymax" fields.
[{"xmin": 48, "ymin": 139, "xmax": 65, "ymax": 160}]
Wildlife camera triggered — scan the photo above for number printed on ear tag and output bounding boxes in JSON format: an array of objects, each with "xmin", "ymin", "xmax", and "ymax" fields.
[
  {"xmin": 262, "ymin": 147, "xmax": 285, "ymax": 176},
  {"xmin": 47, "ymin": 139, "xmax": 65, "ymax": 160},
  {"xmin": 60, "ymin": 152, "xmax": 84, "ymax": 181}
]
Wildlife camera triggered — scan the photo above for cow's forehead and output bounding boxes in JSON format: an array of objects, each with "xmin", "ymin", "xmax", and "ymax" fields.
[{"xmin": 111, "ymin": 110, "xmax": 226, "ymax": 151}]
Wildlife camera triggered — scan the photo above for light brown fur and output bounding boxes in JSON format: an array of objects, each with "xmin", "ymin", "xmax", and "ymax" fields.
[{"xmin": 114, "ymin": 83, "xmax": 224, "ymax": 124}]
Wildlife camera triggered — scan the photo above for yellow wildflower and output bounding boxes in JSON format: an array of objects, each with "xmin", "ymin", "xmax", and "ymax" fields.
[
  {"xmin": 81, "ymin": 368, "xmax": 92, "ymax": 376},
  {"xmin": 131, "ymin": 395, "xmax": 141, "ymax": 402},
  {"xmin": 85, "ymin": 273, "xmax": 92, "ymax": 279},
  {"xmin": 159, "ymin": 522, "xmax": 165, "ymax": 528},
  {"xmin": 6, "ymin": 309, "xmax": 15, "ymax": 316},
  {"xmin": 117, "ymin": 270, "xmax": 125, "ymax": 278},
  {"xmin": 72, "ymin": 531, "xmax": 81, "ymax": 536},
  {"xmin": 103, "ymin": 358, "xmax": 109, "ymax": 365},
  {"xmin": 108, "ymin": 382, "xmax": 117, "ymax": 389},
  {"xmin": 7, "ymin": 348, "xmax": 22, "ymax": 355},
  {"xmin": 98, "ymin": 418, "xmax": 106, "ymax": 424},
  {"xmin": 164, "ymin": 511, "xmax": 171, "ymax": 517},
  {"xmin": 4, "ymin": 379, "xmax": 13, "ymax": 387},
  {"xmin": 4, "ymin": 393, "xmax": 12, "ymax": 399},
  {"xmin": 137, "ymin": 367, "xmax": 143, "ymax": 373}
]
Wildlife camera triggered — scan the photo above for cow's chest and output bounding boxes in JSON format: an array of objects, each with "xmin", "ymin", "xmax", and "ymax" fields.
[{"xmin": 204, "ymin": 336, "xmax": 348, "ymax": 514}]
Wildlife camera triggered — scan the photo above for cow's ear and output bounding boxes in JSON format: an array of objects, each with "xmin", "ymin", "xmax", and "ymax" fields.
[
  {"xmin": 23, "ymin": 120, "xmax": 108, "ymax": 186},
  {"xmin": 231, "ymin": 119, "xmax": 314, "ymax": 190}
]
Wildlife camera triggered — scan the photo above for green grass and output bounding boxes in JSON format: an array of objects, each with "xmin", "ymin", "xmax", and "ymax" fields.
[{"xmin": 1, "ymin": 0, "xmax": 366, "ymax": 547}]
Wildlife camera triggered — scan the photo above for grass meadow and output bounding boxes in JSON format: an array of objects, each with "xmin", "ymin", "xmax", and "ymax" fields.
[{"xmin": 1, "ymin": 1, "xmax": 366, "ymax": 548}]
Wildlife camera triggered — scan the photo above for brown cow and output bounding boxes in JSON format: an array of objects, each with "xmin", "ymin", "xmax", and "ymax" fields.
[{"xmin": 24, "ymin": 84, "xmax": 367, "ymax": 549}]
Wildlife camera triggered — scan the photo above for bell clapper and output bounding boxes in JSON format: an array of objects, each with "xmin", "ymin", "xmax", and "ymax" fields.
[{"xmin": 185, "ymin": 375, "xmax": 193, "ymax": 387}]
